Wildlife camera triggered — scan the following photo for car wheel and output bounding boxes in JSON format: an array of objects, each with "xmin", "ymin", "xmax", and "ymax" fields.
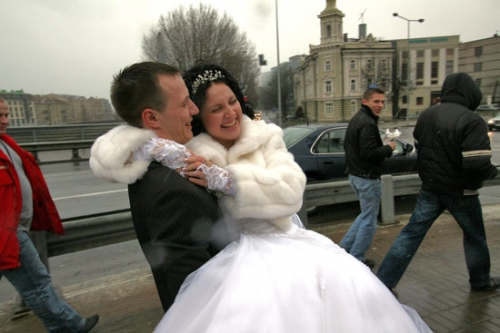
[{"xmin": 307, "ymin": 206, "xmax": 320, "ymax": 216}]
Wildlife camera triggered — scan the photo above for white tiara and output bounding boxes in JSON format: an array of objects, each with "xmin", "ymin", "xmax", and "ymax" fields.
[{"xmin": 191, "ymin": 70, "xmax": 225, "ymax": 95}]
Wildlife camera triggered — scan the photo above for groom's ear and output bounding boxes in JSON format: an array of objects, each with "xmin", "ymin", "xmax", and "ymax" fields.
[{"xmin": 142, "ymin": 108, "xmax": 159, "ymax": 129}]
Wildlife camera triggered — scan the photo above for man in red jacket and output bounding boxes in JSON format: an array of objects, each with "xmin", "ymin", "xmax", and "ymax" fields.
[{"xmin": 0, "ymin": 97, "xmax": 99, "ymax": 332}]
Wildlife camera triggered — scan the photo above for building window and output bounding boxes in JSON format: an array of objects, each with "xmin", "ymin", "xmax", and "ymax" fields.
[
  {"xmin": 402, "ymin": 51, "xmax": 409, "ymax": 59},
  {"xmin": 350, "ymin": 79, "xmax": 356, "ymax": 92},
  {"xmin": 350, "ymin": 59, "xmax": 356, "ymax": 70},
  {"xmin": 401, "ymin": 63, "xmax": 408, "ymax": 82},
  {"xmin": 431, "ymin": 61, "xmax": 438, "ymax": 78},
  {"xmin": 446, "ymin": 48, "xmax": 454, "ymax": 56},
  {"xmin": 474, "ymin": 63, "xmax": 482, "ymax": 72},
  {"xmin": 326, "ymin": 25, "xmax": 331, "ymax": 37},
  {"xmin": 402, "ymin": 95, "xmax": 407, "ymax": 104},
  {"xmin": 325, "ymin": 103, "xmax": 334, "ymax": 115},
  {"xmin": 366, "ymin": 59, "xmax": 372, "ymax": 69},
  {"xmin": 380, "ymin": 58, "xmax": 387, "ymax": 69},
  {"xmin": 417, "ymin": 50, "xmax": 424, "ymax": 58},
  {"xmin": 475, "ymin": 46, "xmax": 483, "ymax": 57},
  {"xmin": 325, "ymin": 60, "xmax": 332, "ymax": 71},
  {"xmin": 416, "ymin": 97, "xmax": 424, "ymax": 105},
  {"xmin": 325, "ymin": 80, "xmax": 332, "ymax": 93},
  {"xmin": 446, "ymin": 60, "xmax": 453, "ymax": 76},
  {"xmin": 350, "ymin": 100, "xmax": 357, "ymax": 114},
  {"xmin": 431, "ymin": 49, "xmax": 439, "ymax": 57},
  {"xmin": 416, "ymin": 62, "xmax": 424, "ymax": 80},
  {"xmin": 476, "ymin": 78, "xmax": 482, "ymax": 87}
]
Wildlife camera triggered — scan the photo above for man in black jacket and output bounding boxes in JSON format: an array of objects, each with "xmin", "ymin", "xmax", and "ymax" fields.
[
  {"xmin": 108, "ymin": 62, "xmax": 230, "ymax": 311},
  {"xmin": 340, "ymin": 87, "xmax": 395, "ymax": 268},
  {"xmin": 377, "ymin": 73, "xmax": 500, "ymax": 294}
]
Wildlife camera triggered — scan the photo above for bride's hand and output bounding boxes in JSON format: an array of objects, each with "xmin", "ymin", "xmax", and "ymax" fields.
[{"xmin": 182, "ymin": 154, "xmax": 213, "ymax": 187}]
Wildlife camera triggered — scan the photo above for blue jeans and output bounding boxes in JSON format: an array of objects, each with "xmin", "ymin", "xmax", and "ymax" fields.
[
  {"xmin": 377, "ymin": 189, "xmax": 491, "ymax": 289},
  {"xmin": 0, "ymin": 231, "xmax": 85, "ymax": 332},
  {"xmin": 339, "ymin": 174, "xmax": 381, "ymax": 261}
]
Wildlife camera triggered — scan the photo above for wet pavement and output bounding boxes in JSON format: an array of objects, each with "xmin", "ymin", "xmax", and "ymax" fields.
[{"xmin": 1, "ymin": 204, "xmax": 500, "ymax": 332}]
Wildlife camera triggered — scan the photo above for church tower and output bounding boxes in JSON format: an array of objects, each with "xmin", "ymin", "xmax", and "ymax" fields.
[{"xmin": 318, "ymin": 0, "xmax": 344, "ymax": 44}]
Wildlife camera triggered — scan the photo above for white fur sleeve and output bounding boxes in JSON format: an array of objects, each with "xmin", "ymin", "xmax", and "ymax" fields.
[{"xmin": 221, "ymin": 126, "xmax": 306, "ymax": 221}]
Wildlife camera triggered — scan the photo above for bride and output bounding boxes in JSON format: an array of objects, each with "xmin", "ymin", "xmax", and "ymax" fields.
[{"xmin": 151, "ymin": 63, "xmax": 432, "ymax": 333}]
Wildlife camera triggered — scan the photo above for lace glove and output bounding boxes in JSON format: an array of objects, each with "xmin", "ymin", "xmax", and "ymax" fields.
[
  {"xmin": 197, "ymin": 164, "xmax": 236, "ymax": 196},
  {"xmin": 146, "ymin": 138, "xmax": 191, "ymax": 170}
]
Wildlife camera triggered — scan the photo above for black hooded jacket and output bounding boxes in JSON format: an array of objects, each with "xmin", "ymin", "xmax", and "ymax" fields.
[
  {"xmin": 413, "ymin": 72, "xmax": 498, "ymax": 195},
  {"xmin": 344, "ymin": 104, "xmax": 393, "ymax": 179}
]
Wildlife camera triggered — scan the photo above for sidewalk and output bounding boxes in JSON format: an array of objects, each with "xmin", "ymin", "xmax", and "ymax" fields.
[{"xmin": 1, "ymin": 205, "xmax": 500, "ymax": 332}]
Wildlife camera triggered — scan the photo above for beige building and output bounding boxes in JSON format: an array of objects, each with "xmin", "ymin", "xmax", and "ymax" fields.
[
  {"xmin": 33, "ymin": 95, "xmax": 73, "ymax": 125},
  {"xmin": 294, "ymin": 0, "xmax": 394, "ymax": 122},
  {"xmin": 459, "ymin": 35, "xmax": 500, "ymax": 105},
  {"xmin": 293, "ymin": 1, "xmax": 463, "ymax": 122},
  {"xmin": 0, "ymin": 90, "xmax": 36, "ymax": 127},
  {"xmin": 1, "ymin": 90, "xmax": 114, "ymax": 126},
  {"xmin": 389, "ymin": 35, "xmax": 460, "ymax": 118}
]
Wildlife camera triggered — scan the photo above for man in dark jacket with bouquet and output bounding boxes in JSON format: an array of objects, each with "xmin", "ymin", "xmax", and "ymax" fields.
[
  {"xmin": 340, "ymin": 87, "xmax": 396, "ymax": 268},
  {"xmin": 377, "ymin": 73, "xmax": 500, "ymax": 294},
  {"xmin": 0, "ymin": 97, "xmax": 98, "ymax": 332}
]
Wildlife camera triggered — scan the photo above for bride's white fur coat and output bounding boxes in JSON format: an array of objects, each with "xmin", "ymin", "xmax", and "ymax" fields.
[
  {"xmin": 89, "ymin": 125, "xmax": 157, "ymax": 184},
  {"xmin": 187, "ymin": 116, "xmax": 306, "ymax": 230}
]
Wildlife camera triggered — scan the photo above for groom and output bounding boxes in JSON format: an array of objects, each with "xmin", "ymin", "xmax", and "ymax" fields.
[{"xmin": 108, "ymin": 62, "xmax": 231, "ymax": 311}]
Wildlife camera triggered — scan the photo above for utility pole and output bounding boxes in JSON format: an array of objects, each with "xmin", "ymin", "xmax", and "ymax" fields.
[{"xmin": 393, "ymin": 13, "xmax": 424, "ymax": 126}]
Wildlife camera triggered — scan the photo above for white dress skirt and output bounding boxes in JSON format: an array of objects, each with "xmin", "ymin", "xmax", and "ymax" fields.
[{"xmin": 154, "ymin": 221, "xmax": 432, "ymax": 333}]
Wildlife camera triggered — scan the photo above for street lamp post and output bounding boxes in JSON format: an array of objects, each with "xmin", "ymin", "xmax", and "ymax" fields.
[
  {"xmin": 393, "ymin": 13, "xmax": 424, "ymax": 125},
  {"xmin": 276, "ymin": 0, "xmax": 282, "ymax": 127}
]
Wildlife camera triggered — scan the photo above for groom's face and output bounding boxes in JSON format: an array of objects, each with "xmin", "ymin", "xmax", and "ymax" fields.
[{"xmin": 154, "ymin": 74, "xmax": 199, "ymax": 144}]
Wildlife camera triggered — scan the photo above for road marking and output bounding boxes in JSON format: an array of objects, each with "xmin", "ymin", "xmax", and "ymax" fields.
[
  {"xmin": 54, "ymin": 189, "xmax": 127, "ymax": 201},
  {"xmin": 44, "ymin": 170, "xmax": 94, "ymax": 178}
]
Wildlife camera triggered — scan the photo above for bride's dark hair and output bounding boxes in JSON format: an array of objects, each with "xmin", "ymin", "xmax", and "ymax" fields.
[{"xmin": 183, "ymin": 61, "xmax": 254, "ymax": 136}]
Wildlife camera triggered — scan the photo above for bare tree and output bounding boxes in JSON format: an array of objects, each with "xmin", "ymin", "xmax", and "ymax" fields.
[
  {"xmin": 259, "ymin": 63, "xmax": 295, "ymax": 116},
  {"xmin": 141, "ymin": 4, "xmax": 260, "ymax": 104}
]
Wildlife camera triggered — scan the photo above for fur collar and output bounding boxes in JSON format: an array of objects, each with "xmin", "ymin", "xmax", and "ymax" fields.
[{"xmin": 90, "ymin": 125, "xmax": 157, "ymax": 184}]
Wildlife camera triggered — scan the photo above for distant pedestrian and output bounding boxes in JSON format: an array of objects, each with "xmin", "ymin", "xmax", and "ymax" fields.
[
  {"xmin": 377, "ymin": 73, "xmax": 500, "ymax": 294},
  {"xmin": 0, "ymin": 97, "xmax": 99, "ymax": 332},
  {"xmin": 340, "ymin": 87, "xmax": 396, "ymax": 268}
]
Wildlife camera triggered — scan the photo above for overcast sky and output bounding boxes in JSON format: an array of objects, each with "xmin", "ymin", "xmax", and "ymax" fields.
[{"xmin": 2, "ymin": 0, "xmax": 499, "ymax": 100}]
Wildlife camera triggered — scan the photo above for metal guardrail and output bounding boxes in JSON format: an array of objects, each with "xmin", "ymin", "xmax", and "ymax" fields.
[
  {"xmin": 19, "ymin": 140, "xmax": 95, "ymax": 163},
  {"xmin": 8, "ymin": 124, "xmax": 121, "ymax": 163},
  {"xmin": 8, "ymin": 123, "xmax": 121, "ymax": 143},
  {"xmin": 32, "ymin": 171, "xmax": 500, "ymax": 267}
]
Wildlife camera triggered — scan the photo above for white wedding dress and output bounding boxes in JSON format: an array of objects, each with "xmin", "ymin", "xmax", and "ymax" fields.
[
  {"xmin": 154, "ymin": 220, "xmax": 431, "ymax": 333},
  {"xmin": 128, "ymin": 136, "xmax": 431, "ymax": 333}
]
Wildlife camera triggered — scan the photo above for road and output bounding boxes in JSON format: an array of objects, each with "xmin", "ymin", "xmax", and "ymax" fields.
[
  {"xmin": 40, "ymin": 161, "xmax": 129, "ymax": 219},
  {"xmin": 2, "ymin": 122, "xmax": 500, "ymax": 308}
]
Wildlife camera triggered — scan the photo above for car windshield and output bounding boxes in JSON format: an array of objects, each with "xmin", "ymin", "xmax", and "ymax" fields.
[{"xmin": 283, "ymin": 127, "xmax": 315, "ymax": 148}]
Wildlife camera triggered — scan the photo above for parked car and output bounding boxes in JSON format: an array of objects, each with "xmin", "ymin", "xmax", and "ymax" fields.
[
  {"xmin": 283, "ymin": 123, "xmax": 418, "ymax": 181},
  {"xmin": 476, "ymin": 104, "xmax": 500, "ymax": 111},
  {"xmin": 487, "ymin": 112, "xmax": 500, "ymax": 131}
]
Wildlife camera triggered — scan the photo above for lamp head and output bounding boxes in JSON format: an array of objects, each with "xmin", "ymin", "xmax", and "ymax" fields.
[
  {"xmin": 418, "ymin": 19, "xmax": 424, "ymax": 23},
  {"xmin": 393, "ymin": 13, "xmax": 398, "ymax": 17}
]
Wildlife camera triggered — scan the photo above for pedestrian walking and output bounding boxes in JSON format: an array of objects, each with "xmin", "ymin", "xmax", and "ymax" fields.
[
  {"xmin": 0, "ymin": 97, "xmax": 99, "ymax": 332},
  {"xmin": 340, "ymin": 87, "xmax": 396, "ymax": 268},
  {"xmin": 377, "ymin": 72, "xmax": 500, "ymax": 294}
]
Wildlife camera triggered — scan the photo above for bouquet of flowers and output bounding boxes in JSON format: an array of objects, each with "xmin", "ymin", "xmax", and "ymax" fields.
[{"xmin": 382, "ymin": 128, "xmax": 401, "ymax": 145}]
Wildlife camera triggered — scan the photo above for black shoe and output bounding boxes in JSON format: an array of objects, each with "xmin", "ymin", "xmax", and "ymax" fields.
[
  {"xmin": 363, "ymin": 259, "xmax": 376, "ymax": 268},
  {"xmin": 11, "ymin": 301, "xmax": 31, "ymax": 320},
  {"xmin": 80, "ymin": 314, "xmax": 99, "ymax": 333},
  {"xmin": 471, "ymin": 277, "xmax": 500, "ymax": 292}
]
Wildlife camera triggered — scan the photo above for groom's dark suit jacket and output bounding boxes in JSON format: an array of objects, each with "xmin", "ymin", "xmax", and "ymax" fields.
[{"xmin": 128, "ymin": 161, "xmax": 229, "ymax": 312}]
